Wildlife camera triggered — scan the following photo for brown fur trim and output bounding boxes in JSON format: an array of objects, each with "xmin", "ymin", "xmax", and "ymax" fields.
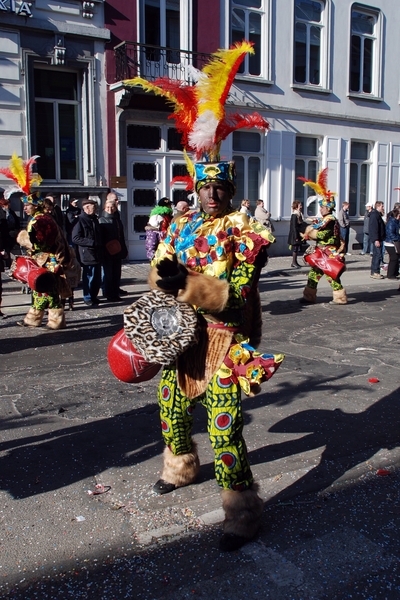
[
  {"xmin": 331, "ymin": 288, "xmax": 348, "ymax": 304},
  {"xmin": 46, "ymin": 308, "xmax": 66, "ymax": 330},
  {"xmin": 303, "ymin": 225, "xmax": 318, "ymax": 240},
  {"xmin": 24, "ymin": 307, "xmax": 44, "ymax": 327},
  {"xmin": 302, "ymin": 285, "xmax": 317, "ymax": 303},
  {"xmin": 177, "ymin": 326, "xmax": 233, "ymax": 399},
  {"xmin": 161, "ymin": 443, "xmax": 200, "ymax": 487},
  {"xmin": 221, "ymin": 484, "xmax": 264, "ymax": 539},
  {"xmin": 16, "ymin": 229, "xmax": 32, "ymax": 250},
  {"xmin": 177, "ymin": 272, "xmax": 229, "ymax": 312},
  {"xmin": 148, "ymin": 265, "xmax": 161, "ymax": 290}
]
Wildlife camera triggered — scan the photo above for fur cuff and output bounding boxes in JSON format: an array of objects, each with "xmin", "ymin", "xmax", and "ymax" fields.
[
  {"xmin": 331, "ymin": 288, "xmax": 348, "ymax": 304},
  {"xmin": 17, "ymin": 229, "xmax": 32, "ymax": 250},
  {"xmin": 177, "ymin": 272, "xmax": 229, "ymax": 312},
  {"xmin": 47, "ymin": 308, "xmax": 66, "ymax": 330},
  {"xmin": 221, "ymin": 484, "xmax": 264, "ymax": 539},
  {"xmin": 24, "ymin": 307, "xmax": 44, "ymax": 327},
  {"xmin": 303, "ymin": 225, "xmax": 318, "ymax": 240},
  {"xmin": 161, "ymin": 443, "xmax": 200, "ymax": 487},
  {"xmin": 148, "ymin": 265, "xmax": 229, "ymax": 312}
]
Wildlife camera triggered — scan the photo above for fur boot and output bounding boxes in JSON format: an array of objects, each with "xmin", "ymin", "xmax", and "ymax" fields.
[
  {"xmin": 220, "ymin": 484, "xmax": 264, "ymax": 551},
  {"xmin": 46, "ymin": 307, "xmax": 66, "ymax": 330},
  {"xmin": 300, "ymin": 285, "xmax": 317, "ymax": 304},
  {"xmin": 154, "ymin": 443, "xmax": 200, "ymax": 494},
  {"xmin": 330, "ymin": 288, "xmax": 348, "ymax": 305},
  {"xmin": 23, "ymin": 307, "xmax": 44, "ymax": 327}
]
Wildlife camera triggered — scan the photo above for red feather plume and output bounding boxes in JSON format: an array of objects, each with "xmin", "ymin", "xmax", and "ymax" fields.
[{"xmin": 216, "ymin": 112, "xmax": 270, "ymax": 144}]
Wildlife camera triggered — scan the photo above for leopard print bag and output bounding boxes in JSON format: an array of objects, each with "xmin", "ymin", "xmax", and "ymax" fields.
[{"xmin": 123, "ymin": 289, "xmax": 199, "ymax": 365}]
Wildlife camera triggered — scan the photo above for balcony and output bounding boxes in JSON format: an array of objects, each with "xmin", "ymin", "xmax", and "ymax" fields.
[{"xmin": 115, "ymin": 41, "xmax": 211, "ymax": 83}]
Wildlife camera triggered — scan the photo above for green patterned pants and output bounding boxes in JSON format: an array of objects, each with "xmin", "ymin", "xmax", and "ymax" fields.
[
  {"xmin": 32, "ymin": 290, "xmax": 62, "ymax": 310},
  {"xmin": 158, "ymin": 366, "xmax": 253, "ymax": 491},
  {"xmin": 307, "ymin": 267, "xmax": 343, "ymax": 291}
]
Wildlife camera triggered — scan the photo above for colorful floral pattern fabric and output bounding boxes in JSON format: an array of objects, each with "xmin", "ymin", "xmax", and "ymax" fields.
[{"xmin": 305, "ymin": 214, "xmax": 344, "ymax": 290}]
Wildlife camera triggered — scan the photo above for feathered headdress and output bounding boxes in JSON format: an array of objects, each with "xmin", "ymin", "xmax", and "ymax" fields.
[
  {"xmin": 124, "ymin": 41, "xmax": 270, "ymax": 192},
  {"xmin": 0, "ymin": 153, "xmax": 43, "ymax": 203},
  {"xmin": 298, "ymin": 168, "xmax": 336, "ymax": 211}
]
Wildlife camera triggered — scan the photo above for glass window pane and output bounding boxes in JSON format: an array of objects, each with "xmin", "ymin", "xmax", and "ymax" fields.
[
  {"xmin": 172, "ymin": 189, "xmax": 190, "ymax": 203},
  {"xmin": 133, "ymin": 162, "xmax": 156, "ymax": 181},
  {"xmin": 295, "ymin": 0, "xmax": 322, "ymax": 23},
  {"xmin": 34, "ymin": 70, "xmax": 77, "ymax": 101},
  {"xmin": 349, "ymin": 163, "xmax": 358, "ymax": 215},
  {"xmin": 351, "ymin": 142, "xmax": 369, "ymax": 160},
  {"xmin": 133, "ymin": 189, "xmax": 157, "ymax": 206},
  {"xmin": 296, "ymin": 136, "xmax": 318, "ymax": 156},
  {"xmin": 352, "ymin": 11, "xmax": 374, "ymax": 35},
  {"xmin": 233, "ymin": 0, "xmax": 261, "ymax": 8},
  {"xmin": 127, "ymin": 125, "xmax": 161, "ymax": 149},
  {"xmin": 59, "ymin": 104, "xmax": 78, "ymax": 180},
  {"xmin": 232, "ymin": 8, "xmax": 245, "ymax": 73},
  {"xmin": 133, "ymin": 214, "xmax": 149, "ymax": 233},
  {"xmin": 360, "ymin": 163, "xmax": 369, "ymax": 211},
  {"xmin": 233, "ymin": 155, "xmax": 244, "ymax": 204},
  {"xmin": 295, "ymin": 23, "xmax": 307, "ymax": 83},
  {"xmin": 249, "ymin": 13, "xmax": 261, "ymax": 75},
  {"xmin": 248, "ymin": 157, "xmax": 260, "ymax": 200},
  {"xmin": 34, "ymin": 102, "xmax": 56, "ymax": 179},
  {"xmin": 295, "ymin": 159, "xmax": 306, "ymax": 201},
  {"xmin": 350, "ymin": 35, "xmax": 361, "ymax": 92},
  {"xmin": 233, "ymin": 131, "xmax": 261, "ymax": 152},
  {"xmin": 172, "ymin": 163, "xmax": 188, "ymax": 177},
  {"xmin": 363, "ymin": 38, "xmax": 373, "ymax": 93},
  {"xmin": 309, "ymin": 25, "xmax": 320, "ymax": 84},
  {"xmin": 167, "ymin": 128, "xmax": 184, "ymax": 150}
]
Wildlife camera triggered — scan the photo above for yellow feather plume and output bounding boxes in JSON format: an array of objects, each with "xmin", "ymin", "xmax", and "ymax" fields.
[
  {"xmin": 9, "ymin": 152, "xmax": 27, "ymax": 189},
  {"xmin": 183, "ymin": 148, "xmax": 195, "ymax": 179},
  {"xmin": 196, "ymin": 41, "xmax": 254, "ymax": 119},
  {"xmin": 123, "ymin": 77, "xmax": 183, "ymax": 111}
]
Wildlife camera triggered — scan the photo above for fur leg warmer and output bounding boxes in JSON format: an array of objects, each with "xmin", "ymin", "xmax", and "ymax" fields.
[
  {"xmin": 160, "ymin": 443, "xmax": 200, "ymax": 487},
  {"xmin": 301, "ymin": 285, "xmax": 317, "ymax": 304},
  {"xmin": 221, "ymin": 484, "xmax": 264, "ymax": 539},
  {"xmin": 46, "ymin": 308, "xmax": 66, "ymax": 330},
  {"xmin": 23, "ymin": 307, "xmax": 44, "ymax": 327},
  {"xmin": 330, "ymin": 288, "xmax": 348, "ymax": 305}
]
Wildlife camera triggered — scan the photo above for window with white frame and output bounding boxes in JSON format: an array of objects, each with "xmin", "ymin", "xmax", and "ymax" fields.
[
  {"xmin": 231, "ymin": 0, "xmax": 269, "ymax": 79},
  {"xmin": 232, "ymin": 131, "xmax": 263, "ymax": 204},
  {"xmin": 294, "ymin": 0, "xmax": 328, "ymax": 88},
  {"xmin": 295, "ymin": 136, "xmax": 320, "ymax": 216},
  {"xmin": 139, "ymin": 0, "xmax": 191, "ymax": 63},
  {"xmin": 349, "ymin": 5, "xmax": 380, "ymax": 96},
  {"xmin": 32, "ymin": 68, "xmax": 81, "ymax": 182},
  {"xmin": 349, "ymin": 141, "xmax": 370, "ymax": 216}
]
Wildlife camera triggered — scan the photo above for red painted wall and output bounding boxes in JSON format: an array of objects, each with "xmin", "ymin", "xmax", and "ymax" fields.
[{"xmin": 105, "ymin": 0, "xmax": 137, "ymax": 182}]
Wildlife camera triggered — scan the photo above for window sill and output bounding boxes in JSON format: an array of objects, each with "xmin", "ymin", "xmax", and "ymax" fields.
[
  {"xmin": 235, "ymin": 75, "xmax": 274, "ymax": 86},
  {"xmin": 348, "ymin": 92, "xmax": 383, "ymax": 102},
  {"xmin": 292, "ymin": 84, "xmax": 332, "ymax": 94}
]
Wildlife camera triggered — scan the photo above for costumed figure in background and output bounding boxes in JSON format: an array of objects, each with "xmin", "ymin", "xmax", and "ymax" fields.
[
  {"xmin": 299, "ymin": 168, "xmax": 347, "ymax": 305},
  {"xmin": 0, "ymin": 154, "xmax": 71, "ymax": 328},
  {"xmin": 145, "ymin": 197, "xmax": 173, "ymax": 260},
  {"xmin": 124, "ymin": 41, "xmax": 284, "ymax": 552}
]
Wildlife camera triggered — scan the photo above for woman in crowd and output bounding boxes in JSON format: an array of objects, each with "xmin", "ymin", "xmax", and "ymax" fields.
[
  {"xmin": 99, "ymin": 198, "xmax": 128, "ymax": 302},
  {"xmin": 384, "ymin": 206, "xmax": 400, "ymax": 280},
  {"xmin": 287, "ymin": 200, "xmax": 304, "ymax": 268}
]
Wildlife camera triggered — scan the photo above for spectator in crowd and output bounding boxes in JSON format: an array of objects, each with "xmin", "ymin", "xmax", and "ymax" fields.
[
  {"xmin": 240, "ymin": 198, "xmax": 251, "ymax": 216},
  {"xmin": 145, "ymin": 197, "xmax": 173, "ymax": 260},
  {"xmin": 254, "ymin": 199, "xmax": 274, "ymax": 232},
  {"xmin": 103, "ymin": 191, "xmax": 128, "ymax": 296},
  {"xmin": 383, "ymin": 206, "xmax": 400, "ymax": 280},
  {"xmin": 65, "ymin": 198, "xmax": 81, "ymax": 246},
  {"xmin": 361, "ymin": 202, "xmax": 373, "ymax": 255},
  {"xmin": 173, "ymin": 200, "xmax": 190, "ymax": 220},
  {"xmin": 99, "ymin": 197, "xmax": 128, "ymax": 302},
  {"xmin": 287, "ymin": 200, "xmax": 304, "ymax": 268},
  {"xmin": 369, "ymin": 201, "xmax": 386, "ymax": 279},
  {"xmin": 44, "ymin": 195, "xmax": 64, "ymax": 230},
  {"xmin": 0, "ymin": 203, "xmax": 8, "ymax": 318},
  {"xmin": 72, "ymin": 198, "xmax": 103, "ymax": 306},
  {"xmin": 338, "ymin": 200, "xmax": 351, "ymax": 255},
  {"xmin": 0, "ymin": 193, "xmax": 21, "ymax": 258}
]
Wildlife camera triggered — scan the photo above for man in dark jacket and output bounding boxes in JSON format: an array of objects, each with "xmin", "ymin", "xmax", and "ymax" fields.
[
  {"xmin": 65, "ymin": 198, "xmax": 81, "ymax": 246},
  {"xmin": 72, "ymin": 198, "xmax": 103, "ymax": 306},
  {"xmin": 369, "ymin": 201, "xmax": 386, "ymax": 279}
]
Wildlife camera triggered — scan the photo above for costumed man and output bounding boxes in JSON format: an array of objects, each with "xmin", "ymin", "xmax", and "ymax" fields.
[
  {"xmin": 124, "ymin": 41, "xmax": 284, "ymax": 552},
  {"xmin": 0, "ymin": 154, "xmax": 70, "ymax": 328},
  {"xmin": 299, "ymin": 168, "xmax": 347, "ymax": 305}
]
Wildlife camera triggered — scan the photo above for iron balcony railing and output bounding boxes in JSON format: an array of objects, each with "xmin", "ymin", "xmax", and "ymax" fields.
[{"xmin": 115, "ymin": 41, "xmax": 211, "ymax": 83}]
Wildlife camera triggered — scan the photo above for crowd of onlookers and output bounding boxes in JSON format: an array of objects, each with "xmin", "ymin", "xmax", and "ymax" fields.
[{"xmin": 1, "ymin": 193, "xmax": 400, "ymax": 319}]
